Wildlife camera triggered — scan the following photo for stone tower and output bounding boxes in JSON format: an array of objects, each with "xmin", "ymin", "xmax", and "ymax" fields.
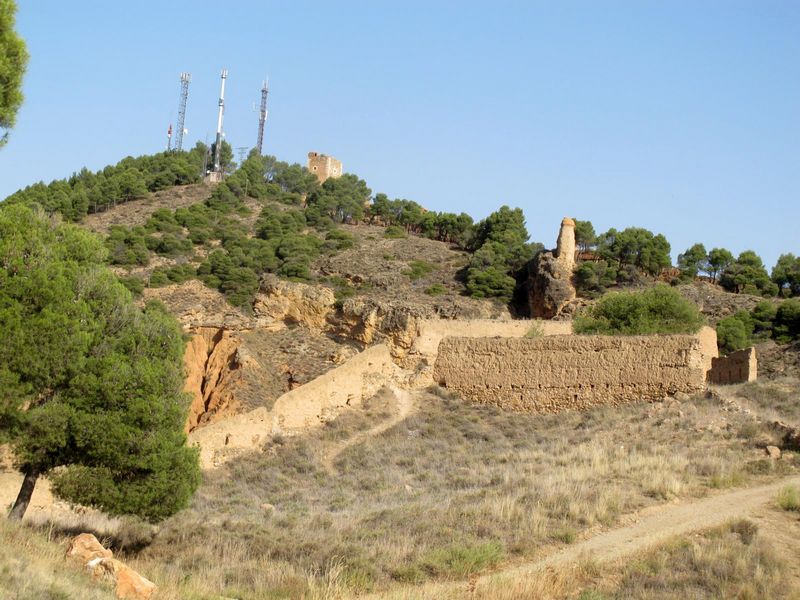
[
  {"xmin": 307, "ymin": 152, "xmax": 343, "ymax": 183},
  {"xmin": 555, "ymin": 217, "xmax": 576, "ymax": 268}
]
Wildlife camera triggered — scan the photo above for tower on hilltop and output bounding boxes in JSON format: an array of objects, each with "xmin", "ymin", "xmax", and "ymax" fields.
[{"xmin": 307, "ymin": 152, "xmax": 342, "ymax": 183}]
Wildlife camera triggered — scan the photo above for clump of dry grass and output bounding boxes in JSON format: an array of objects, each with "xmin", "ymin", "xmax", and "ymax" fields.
[{"xmin": 777, "ymin": 484, "xmax": 800, "ymax": 512}]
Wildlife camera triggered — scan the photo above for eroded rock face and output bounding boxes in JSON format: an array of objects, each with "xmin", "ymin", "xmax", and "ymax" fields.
[
  {"xmin": 527, "ymin": 251, "xmax": 576, "ymax": 318},
  {"xmin": 527, "ymin": 217, "xmax": 577, "ymax": 319},
  {"xmin": 183, "ymin": 328, "xmax": 248, "ymax": 432},
  {"xmin": 253, "ymin": 274, "xmax": 335, "ymax": 330}
]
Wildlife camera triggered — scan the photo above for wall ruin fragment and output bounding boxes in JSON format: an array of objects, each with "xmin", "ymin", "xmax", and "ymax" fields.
[{"xmin": 708, "ymin": 347, "xmax": 758, "ymax": 385}]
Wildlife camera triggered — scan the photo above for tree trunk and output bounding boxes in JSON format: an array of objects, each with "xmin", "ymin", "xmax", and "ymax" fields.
[{"xmin": 8, "ymin": 467, "xmax": 39, "ymax": 520}]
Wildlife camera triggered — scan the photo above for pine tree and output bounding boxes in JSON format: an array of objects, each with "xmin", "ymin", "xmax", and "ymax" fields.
[{"xmin": 0, "ymin": 205, "xmax": 200, "ymax": 521}]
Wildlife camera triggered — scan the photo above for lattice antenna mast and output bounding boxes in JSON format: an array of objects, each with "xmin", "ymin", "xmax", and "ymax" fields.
[
  {"xmin": 174, "ymin": 72, "xmax": 191, "ymax": 151},
  {"xmin": 213, "ymin": 69, "xmax": 228, "ymax": 172},
  {"xmin": 256, "ymin": 79, "xmax": 269, "ymax": 154}
]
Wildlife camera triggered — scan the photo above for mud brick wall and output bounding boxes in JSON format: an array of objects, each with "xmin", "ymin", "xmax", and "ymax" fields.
[
  {"xmin": 708, "ymin": 347, "xmax": 757, "ymax": 385},
  {"xmin": 433, "ymin": 334, "xmax": 708, "ymax": 413}
]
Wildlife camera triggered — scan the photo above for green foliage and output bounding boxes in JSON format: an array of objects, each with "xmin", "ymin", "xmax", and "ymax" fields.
[
  {"xmin": 370, "ymin": 194, "xmax": 474, "ymax": 247},
  {"xmin": 0, "ymin": 205, "xmax": 199, "ymax": 521},
  {"xmin": 383, "ymin": 225, "xmax": 407, "ymax": 239},
  {"xmin": 414, "ymin": 541, "xmax": 504, "ymax": 579},
  {"xmin": 118, "ymin": 275, "xmax": 145, "ymax": 296},
  {"xmin": 575, "ymin": 260, "xmax": 617, "ymax": 297},
  {"xmin": 4, "ymin": 145, "xmax": 207, "ymax": 220},
  {"xmin": 465, "ymin": 206, "xmax": 540, "ymax": 302},
  {"xmin": 424, "ymin": 284, "xmax": 447, "ymax": 296},
  {"xmin": 105, "ymin": 226, "xmax": 150, "ymax": 266},
  {"xmin": 707, "ymin": 247, "xmax": 734, "ymax": 283},
  {"xmin": 677, "ymin": 242, "xmax": 708, "ymax": 279},
  {"xmin": 716, "ymin": 313, "xmax": 754, "ymax": 355},
  {"xmin": 305, "ymin": 174, "xmax": 371, "ymax": 226},
  {"xmin": 772, "ymin": 253, "xmax": 800, "ymax": 297},
  {"xmin": 148, "ymin": 264, "xmax": 196, "ymax": 288},
  {"xmin": 323, "ymin": 228, "xmax": 355, "ymax": 253},
  {"xmin": 0, "ymin": 0, "xmax": 28, "ymax": 147},
  {"xmin": 715, "ymin": 298, "xmax": 799, "ymax": 353},
  {"xmin": 404, "ymin": 260, "xmax": 436, "ymax": 281},
  {"xmin": 573, "ymin": 219, "xmax": 596, "ymax": 252},
  {"xmin": 596, "ymin": 227, "xmax": 672, "ymax": 277},
  {"xmin": 720, "ymin": 250, "xmax": 778, "ymax": 297},
  {"xmin": 574, "ymin": 285, "xmax": 705, "ymax": 335},
  {"xmin": 774, "ymin": 299, "xmax": 800, "ymax": 343}
]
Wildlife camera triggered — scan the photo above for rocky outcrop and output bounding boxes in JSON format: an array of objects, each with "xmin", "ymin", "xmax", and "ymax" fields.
[
  {"xmin": 184, "ymin": 327, "xmax": 250, "ymax": 431},
  {"xmin": 337, "ymin": 298, "xmax": 423, "ymax": 354},
  {"xmin": 66, "ymin": 533, "xmax": 112, "ymax": 563},
  {"xmin": 253, "ymin": 274, "xmax": 335, "ymax": 330},
  {"xmin": 67, "ymin": 533, "xmax": 156, "ymax": 600},
  {"xmin": 527, "ymin": 218, "xmax": 577, "ymax": 319}
]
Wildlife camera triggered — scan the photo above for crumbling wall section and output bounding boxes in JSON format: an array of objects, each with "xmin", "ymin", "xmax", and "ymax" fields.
[
  {"xmin": 410, "ymin": 319, "xmax": 572, "ymax": 361},
  {"xmin": 189, "ymin": 344, "xmax": 404, "ymax": 468},
  {"xmin": 708, "ymin": 347, "xmax": 757, "ymax": 385},
  {"xmin": 434, "ymin": 334, "xmax": 707, "ymax": 413}
]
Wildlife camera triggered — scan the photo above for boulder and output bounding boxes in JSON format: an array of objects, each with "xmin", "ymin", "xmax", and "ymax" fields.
[
  {"xmin": 766, "ymin": 445, "xmax": 782, "ymax": 460},
  {"xmin": 66, "ymin": 533, "xmax": 112, "ymax": 563},
  {"xmin": 89, "ymin": 557, "xmax": 157, "ymax": 600},
  {"xmin": 66, "ymin": 533, "xmax": 157, "ymax": 600}
]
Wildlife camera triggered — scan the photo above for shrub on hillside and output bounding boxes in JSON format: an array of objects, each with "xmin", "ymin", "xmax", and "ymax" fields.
[
  {"xmin": 716, "ymin": 313, "xmax": 753, "ymax": 355},
  {"xmin": 574, "ymin": 285, "xmax": 705, "ymax": 335}
]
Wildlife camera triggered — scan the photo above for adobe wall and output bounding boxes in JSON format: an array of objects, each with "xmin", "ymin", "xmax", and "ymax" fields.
[
  {"xmin": 410, "ymin": 319, "xmax": 573, "ymax": 361},
  {"xmin": 433, "ymin": 334, "xmax": 708, "ymax": 413},
  {"xmin": 708, "ymin": 347, "xmax": 757, "ymax": 385},
  {"xmin": 189, "ymin": 343, "xmax": 401, "ymax": 468}
]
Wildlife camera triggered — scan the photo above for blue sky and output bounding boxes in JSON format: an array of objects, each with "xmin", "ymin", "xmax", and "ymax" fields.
[{"xmin": 3, "ymin": 1, "xmax": 799, "ymax": 267}]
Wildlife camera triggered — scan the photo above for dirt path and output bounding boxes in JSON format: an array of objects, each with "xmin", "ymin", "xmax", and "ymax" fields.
[
  {"xmin": 364, "ymin": 475, "xmax": 800, "ymax": 599},
  {"xmin": 321, "ymin": 387, "xmax": 415, "ymax": 475}
]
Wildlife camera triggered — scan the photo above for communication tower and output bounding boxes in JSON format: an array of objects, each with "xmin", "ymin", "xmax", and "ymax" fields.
[
  {"xmin": 212, "ymin": 69, "xmax": 228, "ymax": 173},
  {"xmin": 174, "ymin": 72, "xmax": 191, "ymax": 151},
  {"xmin": 256, "ymin": 80, "xmax": 269, "ymax": 154}
]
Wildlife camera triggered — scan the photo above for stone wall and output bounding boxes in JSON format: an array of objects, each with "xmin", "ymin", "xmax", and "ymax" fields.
[
  {"xmin": 708, "ymin": 347, "xmax": 757, "ymax": 385},
  {"xmin": 433, "ymin": 334, "xmax": 708, "ymax": 413},
  {"xmin": 307, "ymin": 151, "xmax": 343, "ymax": 183}
]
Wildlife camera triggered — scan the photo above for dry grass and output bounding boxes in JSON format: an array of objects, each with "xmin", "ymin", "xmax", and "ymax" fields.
[
  {"xmin": 575, "ymin": 519, "xmax": 792, "ymax": 600},
  {"xmin": 733, "ymin": 377, "xmax": 800, "ymax": 423},
  {"xmin": 777, "ymin": 485, "xmax": 800, "ymax": 512},
  {"xmin": 94, "ymin": 386, "xmax": 795, "ymax": 599}
]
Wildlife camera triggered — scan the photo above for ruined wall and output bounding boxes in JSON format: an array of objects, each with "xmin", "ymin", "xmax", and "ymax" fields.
[
  {"xmin": 307, "ymin": 151, "xmax": 343, "ymax": 183},
  {"xmin": 434, "ymin": 334, "xmax": 707, "ymax": 413},
  {"xmin": 709, "ymin": 347, "xmax": 757, "ymax": 385},
  {"xmin": 189, "ymin": 344, "xmax": 403, "ymax": 468},
  {"xmin": 410, "ymin": 319, "xmax": 573, "ymax": 362}
]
